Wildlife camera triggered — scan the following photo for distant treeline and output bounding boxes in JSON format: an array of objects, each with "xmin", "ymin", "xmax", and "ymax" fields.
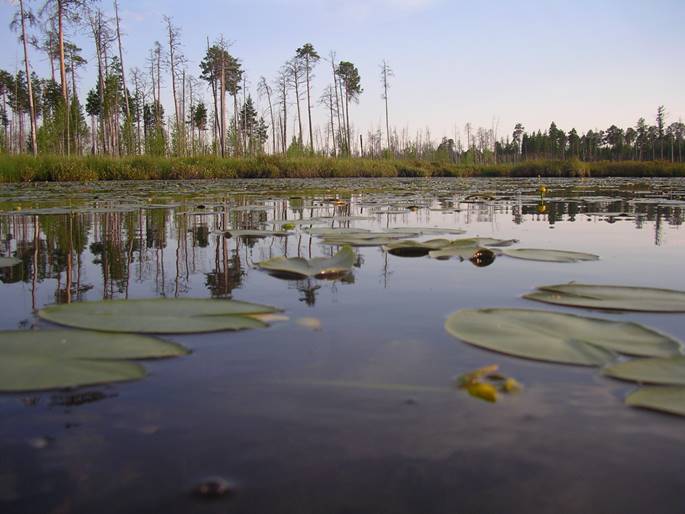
[
  {"xmin": 1, "ymin": 155, "xmax": 684, "ymax": 182},
  {"xmin": 3, "ymin": 2, "xmax": 683, "ymax": 166}
]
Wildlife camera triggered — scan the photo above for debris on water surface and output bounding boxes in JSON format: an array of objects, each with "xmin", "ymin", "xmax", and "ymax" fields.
[
  {"xmin": 456, "ymin": 364, "xmax": 523, "ymax": 403},
  {"xmin": 191, "ymin": 476, "xmax": 237, "ymax": 499}
]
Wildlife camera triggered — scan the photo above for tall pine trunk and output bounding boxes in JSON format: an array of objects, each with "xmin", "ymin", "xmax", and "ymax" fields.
[{"xmin": 19, "ymin": 0, "xmax": 37, "ymax": 156}]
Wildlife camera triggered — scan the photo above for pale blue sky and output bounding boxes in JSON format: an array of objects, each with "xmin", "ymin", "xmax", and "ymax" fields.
[{"xmin": 1, "ymin": 0, "xmax": 683, "ymax": 142}]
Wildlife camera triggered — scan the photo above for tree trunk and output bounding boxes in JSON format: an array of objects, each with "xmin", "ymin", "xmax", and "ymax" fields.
[
  {"xmin": 166, "ymin": 19, "xmax": 181, "ymax": 156},
  {"xmin": 57, "ymin": 0, "xmax": 70, "ymax": 155},
  {"xmin": 328, "ymin": 87, "xmax": 336, "ymax": 156},
  {"xmin": 305, "ymin": 57, "xmax": 313, "ymax": 151},
  {"xmin": 344, "ymin": 93, "xmax": 351, "ymax": 155},
  {"xmin": 19, "ymin": 0, "xmax": 38, "ymax": 156},
  {"xmin": 265, "ymin": 84, "xmax": 276, "ymax": 155},
  {"xmin": 114, "ymin": 0, "xmax": 130, "ymax": 121},
  {"xmin": 293, "ymin": 66, "xmax": 303, "ymax": 146}
]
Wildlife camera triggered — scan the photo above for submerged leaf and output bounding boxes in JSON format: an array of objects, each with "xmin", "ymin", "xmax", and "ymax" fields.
[
  {"xmin": 625, "ymin": 386, "xmax": 685, "ymax": 417},
  {"xmin": 445, "ymin": 308, "xmax": 681, "ymax": 366},
  {"xmin": 603, "ymin": 356, "xmax": 685, "ymax": 385},
  {"xmin": 257, "ymin": 246, "xmax": 355, "ymax": 278},
  {"xmin": 297, "ymin": 317, "xmax": 322, "ymax": 331},
  {"xmin": 39, "ymin": 298, "xmax": 279, "ymax": 334},
  {"xmin": 524, "ymin": 284, "xmax": 685, "ymax": 312},
  {"xmin": 502, "ymin": 248, "xmax": 599, "ymax": 263}
]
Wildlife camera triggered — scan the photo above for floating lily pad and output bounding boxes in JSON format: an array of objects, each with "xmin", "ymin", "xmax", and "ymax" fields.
[
  {"xmin": 388, "ymin": 227, "xmax": 466, "ymax": 235},
  {"xmin": 0, "ymin": 257, "xmax": 21, "ymax": 268},
  {"xmin": 383, "ymin": 239, "xmax": 451, "ymax": 257},
  {"xmin": 604, "ymin": 356, "xmax": 685, "ymax": 385},
  {"xmin": 39, "ymin": 298, "xmax": 279, "ymax": 334},
  {"xmin": 0, "ymin": 330, "xmax": 188, "ymax": 392},
  {"xmin": 428, "ymin": 238, "xmax": 514, "ymax": 260},
  {"xmin": 257, "ymin": 246, "xmax": 355, "ymax": 279},
  {"xmin": 502, "ymin": 249, "xmax": 599, "ymax": 263},
  {"xmin": 625, "ymin": 387, "xmax": 685, "ymax": 416},
  {"xmin": 445, "ymin": 308, "xmax": 681, "ymax": 365},
  {"xmin": 230, "ymin": 205, "xmax": 274, "ymax": 212},
  {"xmin": 306, "ymin": 227, "xmax": 371, "ymax": 237},
  {"xmin": 524, "ymin": 284, "xmax": 685, "ymax": 312},
  {"xmin": 224, "ymin": 229, "xmax": 291, "ymax": 238},
  {"xmin": 322, "ymin": 236, "xmax": 401, "ymax": 247}
]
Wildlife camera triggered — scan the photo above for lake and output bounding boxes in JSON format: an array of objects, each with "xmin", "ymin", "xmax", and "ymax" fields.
[{"xmin": 1, "ymin": 177, "xmax": 684, "ymax": 514}]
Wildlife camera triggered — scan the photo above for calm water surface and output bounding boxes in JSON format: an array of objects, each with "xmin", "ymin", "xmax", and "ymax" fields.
[{"xmin": 0, "ymin": 177, "xmax": 684, "ymax": 514}]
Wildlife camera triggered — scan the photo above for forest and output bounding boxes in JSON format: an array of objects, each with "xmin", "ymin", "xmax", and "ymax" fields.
[{"xmin": 2, "ymin": 0, "xmax": 685, "ymax": 180}]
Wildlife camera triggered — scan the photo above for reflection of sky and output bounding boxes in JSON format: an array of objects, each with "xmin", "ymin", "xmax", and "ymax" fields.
[
  {"xmin": 1, "ymin": 178, "xmax": 685, "ymax": 513},
  {"xmin": 0, "ymin": 178, "xmax": 684, "ymax": 331}
]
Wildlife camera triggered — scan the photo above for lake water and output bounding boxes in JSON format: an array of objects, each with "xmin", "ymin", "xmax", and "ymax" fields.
[{"xmin": 1, "ymin": 177, "xmax": 684, "ymax": 514}]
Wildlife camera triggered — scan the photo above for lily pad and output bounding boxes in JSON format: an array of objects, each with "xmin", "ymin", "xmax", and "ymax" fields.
[
  {"xmin": 604, "ymin": 356, "xmax": 685, "ymax": 385},
  {"xmin": 224, "ymin": 229, "xmax": 291, "ymax": 238},
  {"xmin": 625, "ymin": 387, "xmax": 685, "ymax": 416},
  {"xmin": 0, "ymin": 356, "xmax": 145, "ymax": 392},
  {"xmin": 428, "ymin": 238, "xmax": 515, "ymax": 260},
  {"xmin": 306, "ymin": 227, "xmax": 371, "ymax": 237},
  {"xmin": 445, "ymin": 308, "xmax": 681, "ymax": 365},
  {"xmin": 388, "ymin": 227, "xmax": 466, "ymax": 235},
  {"xmin": 502, "ymin": 249, "xmax": 599, "ymax": 263},
  {"xmin": 322, "ymin": 236, "xmax": 401, "ymax": 247},
  {"xmin": 524, "ymin": 284, "xmax": 685, "ymax": 312},
  {"xmin": 383, "ymin": 239, "xmax": 451, "ymax": 257},
  {"xmin": 257, "ymin": 246, "xmax": 355, "ymax": 279},
  {"xmin": 0, "ymin": 330, "xmax": 188, "ymax": 392},
  {"xmin": 0, "ymin": 257, "xmax": 21, "ymax": 268},
  {"xmin": 39, "ymin": 298, "xmax": 279, "ymax": 334}
]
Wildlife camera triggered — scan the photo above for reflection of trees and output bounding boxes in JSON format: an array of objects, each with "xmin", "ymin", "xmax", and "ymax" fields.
[
  {"xmin": 205, "ymin": 235, "xmax": 244, "ymax": 298},
  {"xmin": 296, "ymin": 279, "xmax": 320, "ymax": 306}
]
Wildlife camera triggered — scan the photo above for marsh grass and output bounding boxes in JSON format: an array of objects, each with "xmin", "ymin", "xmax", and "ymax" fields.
[{"xmin": 0, "ymin": 155, "xmax": 683, "ymax": 182}]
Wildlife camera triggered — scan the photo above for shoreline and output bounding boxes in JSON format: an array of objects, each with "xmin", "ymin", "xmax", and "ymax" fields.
[{"xmin": 1, "ymin": 155, "xmax": 684, "ymax": 182}]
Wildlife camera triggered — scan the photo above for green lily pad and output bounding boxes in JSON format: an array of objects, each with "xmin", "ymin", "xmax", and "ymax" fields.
[
  {"xmin": 429, "ymin": 246, "xmax": 486, "ymax": 260},
  {"xmin": 445, "ymin": 308, "xmax": 681, "ymax": 365},
  {"xmin": 321, "ymin": 236, "xmax": 403, "ymax": 247},
  {"xmin": 502, "ymin": 249, "xmax": 599, "ymax": 263},
  {"xmin": 0, "ymin": 330, "xmax": 189, "ymax": 359},
  {"xmin": 306, "ymin": 227, "xmax": 371, "ymax": 237},
  {"xmin": 39, "ymin": 298, "xmax": 279, "ymax": 334},
  {"xmin": 0, "ymin": 330, "xmax": 188, "ymax": 392},
  {"xmin": 383, "ymin": 239, "xmax": 451, "ymax": 257},
  {"xmin": 604, "ymin": 356, "xmax": 685, "ymax": 385},
  {"xmin": 524, "ymin": 284, "xmax": 685, "ymax": 312},
  {"xmin": 257, "ymin": 246, "xmax": 355, "ymax": 278},
  {"xmin": 225, "ymin": 229, "xmax": 291, "ymax": 238},
  {"xmin": 0, "ymin": 356, "xmax": 145, "ymax": 392},
  {"xmin": 388, "ymin": 227, "xmax": 466, "ymax": 235},
  {"xmin": 0, "ymin": 257, "xmax": 21, "ymax": 268},
  {"xmin": 625, "ymin": 387, "xmax": 685, "ymax": 416},
  {"xmin": 428, "ymin": 238, "xmax": 514, "ymax": 260}
]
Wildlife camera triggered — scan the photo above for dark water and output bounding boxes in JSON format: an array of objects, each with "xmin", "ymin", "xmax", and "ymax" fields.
[{"xmin": 0, "ymin": 178, "xmax": 684, "ymax": 514}]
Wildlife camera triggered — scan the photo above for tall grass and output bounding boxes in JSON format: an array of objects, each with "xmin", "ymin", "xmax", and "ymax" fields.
[{"xmin": 0, "ymin": 155, "xmax": 683, "ymax": 182}]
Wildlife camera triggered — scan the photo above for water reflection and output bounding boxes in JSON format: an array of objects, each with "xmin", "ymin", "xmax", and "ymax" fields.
[{"xmin": 0, "ymin": 179, "xmax": 682, "ymax": 314}]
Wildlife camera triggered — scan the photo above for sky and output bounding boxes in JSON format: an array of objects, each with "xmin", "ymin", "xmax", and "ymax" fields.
[{"xmin": 1, "ymin": 0, "xmax": 684, "ymax": 143}]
